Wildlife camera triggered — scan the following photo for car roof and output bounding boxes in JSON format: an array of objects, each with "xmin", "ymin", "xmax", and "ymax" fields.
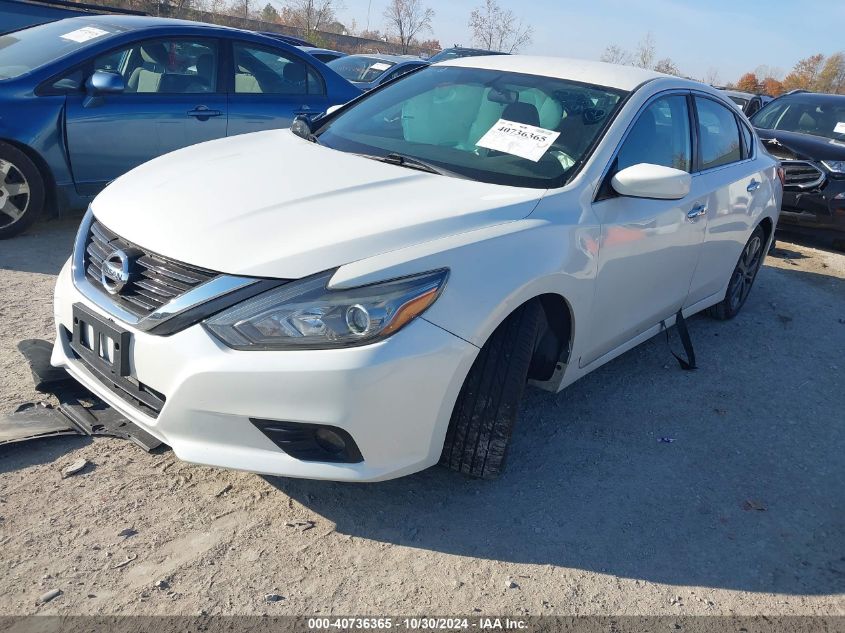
[
  {"xmin": 298, "ymin": 46, "xmax": 343, "ymax": 55},
  {"xmin": 440, "ymin": 47, "xmax": 506, "ymax": 55},
  {"xmin": 56, "ymin": 14, "xmax": 227, "ymax": 31},
  {"xmin": 437, "ymin": 55, "xmax": 670, "ymax": 91},
  {"xmin": 721, "ymin": 89, "xmax": 757, "ymax": 99},
  {"xmin": 345, "ymin": 53, "xmax": 419, "ymax": 64},
  {"xmin": 774, "ymin": 91, "xmax": 845, "ymax": 103}
]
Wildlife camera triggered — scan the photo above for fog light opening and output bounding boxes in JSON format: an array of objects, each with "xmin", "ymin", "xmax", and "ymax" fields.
[{"xmin": 314, "ymin": 428, "xmax": 347, "ymax": 455}]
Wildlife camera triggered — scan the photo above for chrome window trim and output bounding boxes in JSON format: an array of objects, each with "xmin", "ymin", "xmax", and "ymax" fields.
[{"xmin": 72, "ymin": 209, "xmax": 259, "ymax": 332}]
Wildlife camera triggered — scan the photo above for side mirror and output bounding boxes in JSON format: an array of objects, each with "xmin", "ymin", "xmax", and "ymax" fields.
[
  {"xmin": 86, "ymin": 70, "xmax": 125, "ymax": 95},
  {"xmin": 290, "ymin": 114, "xmax": 316, "ymax": 141},
  {"xmin": 611, "ymin": 163, "xmax": 691, "ymax": 200},
  {"xmin": 325, "ymin": 104, "xmax": 343, "ymax": 116}
]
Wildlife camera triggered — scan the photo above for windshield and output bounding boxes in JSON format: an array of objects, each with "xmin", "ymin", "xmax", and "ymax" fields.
[
  {"xmin": 728, "ymin": 95, "xmax": 749, "ymax": 108},
  {"xmin": 316, "ymin": 65, "xmax": 625, "ymax": 188},
  {"xmin": 327, "ymin": 56, "xmax": 396, "ymax": 83},
  {"xmin": 751, "ymin": 97, "xmax": 845, "ymax": 141},
  {"xmin": 0, "ymin": 20, "xmax": 125, "ymax": 80},
  {"xmin": 428, "ymin": 49, "xmax": 503, "ymax": 63}
]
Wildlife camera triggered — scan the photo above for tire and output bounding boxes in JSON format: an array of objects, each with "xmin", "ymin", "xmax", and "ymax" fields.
[
  {"xmin": 708, "ymin": 225, "xmax": 766, "ymax": 321},
  {"xmin": 440, "ymin": 300, "xmax": 542, "ymax": 479},
  {"xmin": 0, "ymin": 142, "xmax": 46, "ymax": 239}
]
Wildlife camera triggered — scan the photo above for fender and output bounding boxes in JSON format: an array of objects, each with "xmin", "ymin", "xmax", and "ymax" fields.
[{"xmin": 331, "ymin": 215, "xmax": 601, "ymax": 391}]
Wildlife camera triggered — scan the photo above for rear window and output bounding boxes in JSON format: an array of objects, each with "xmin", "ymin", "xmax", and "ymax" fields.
[
  {"xmin": 327, "ymin": 56, "xmax": 396, "ymax": 83},
  {"xmin": 0, "ymin": 20, "xmax": 125, "ymax": 80}
]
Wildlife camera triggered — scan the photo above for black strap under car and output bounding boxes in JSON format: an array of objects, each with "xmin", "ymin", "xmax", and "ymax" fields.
[{"xmin": 663, "ymin": 309, "xmax": 697, "ymax": 371}]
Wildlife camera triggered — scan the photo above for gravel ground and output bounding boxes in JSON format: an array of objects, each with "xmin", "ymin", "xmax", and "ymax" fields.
[{"xmin": 0, "ymin": 219, "xmax": 843, "ymax": 616}]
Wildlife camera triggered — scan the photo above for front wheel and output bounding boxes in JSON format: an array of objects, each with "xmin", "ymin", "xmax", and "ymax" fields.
[
  {"xmin": 0, "ymin": 142, "xmax": 46, "ymax": 239},
  {"xmin": 440, "ymin": 300, "xmax": 542, "ymax": 479},
  {"xmin": 708, "ymin": 225, "xmax": 766, "ymax": 320}
]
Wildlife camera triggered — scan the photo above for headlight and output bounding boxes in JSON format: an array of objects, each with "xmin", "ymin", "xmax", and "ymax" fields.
[
  {"xmin": 822, "ymin": 160, "xmax": 845, "ymax": 174},
  {"xmin": 204, "ymin": 269, "xmax": 448, "ymax": 350}
]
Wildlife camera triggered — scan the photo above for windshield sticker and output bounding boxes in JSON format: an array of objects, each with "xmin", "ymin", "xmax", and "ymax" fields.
[
  {"xmin": 835, "ymin": 122, "xmax": 845, "ymax": 135},
  {"xmin": 60, "ymin": 27, "xmax": 109, "ymax": 43},
  {"xmin": 476, "ymin": 119, "xmax": 561, "ymax": 162},
  {"xmin": 369, "ymin": 62, "xmax": 391, "ymax": 72}
]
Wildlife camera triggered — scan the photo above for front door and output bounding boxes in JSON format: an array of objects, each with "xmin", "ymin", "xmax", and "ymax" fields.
[
  {"xmin": 583, "ymin": 93, "xmax": 707, "ymax": 367},
  {"xmin": 227, "ymin": 41, "xmax": 329, "ymax": 137},
  {"xmin": 65, "ymin": 36, "xmax": 226, "ymax": 195}
]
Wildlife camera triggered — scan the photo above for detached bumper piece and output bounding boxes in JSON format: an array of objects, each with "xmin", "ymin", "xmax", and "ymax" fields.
[
  {"xmin": 2, "ymin": 339, "xmax": 162, "ymax": 452},
  {"xmin": 251, "ymin": 419, "xmax": 364, "ymax": 464}
]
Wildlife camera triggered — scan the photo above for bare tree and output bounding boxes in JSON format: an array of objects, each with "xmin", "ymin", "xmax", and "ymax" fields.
[
  {"xmin": 704, "ymin": 67, "xmax": 721, "ymax": 86},
  {"xmin": 632, "ymin": 32, "xmax": 655, "ymax": 70},
  {"xmin": 284, "ymin": 0, "xmax": 343, "ymax": 36},
  {"xmin": 230, "ymin": 0, "xmax": 254, "ymax": 23},
  {"xmin": 600, "ymin": 44, "xmax": 631, "ymax": 66},
  {"xmin": 754, "ymin": 65, "xmax": 783, "ymax": 82},
  {"xmin": 597, "ymin": 33, "xmax": 683, "ymax": 77},
  {"xmin": 653, "ymin": 57, "xmax": 680, "ymax": 76},
  {"xmin": 383, "ymin": 0, "xmax": 435, "ymax": 54},
  {"xmin": 468, "ymin": 0, "xmax": 533, "ymax": 54}
]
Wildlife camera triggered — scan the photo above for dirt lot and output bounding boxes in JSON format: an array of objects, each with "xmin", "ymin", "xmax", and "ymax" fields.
[{"xmin": 0, "ymin": 219, "xmax": 843, "ymax": 616}]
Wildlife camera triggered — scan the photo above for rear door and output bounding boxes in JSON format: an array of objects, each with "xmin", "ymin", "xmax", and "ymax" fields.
[
  {"xmin": 226, "ymin": 39, "xmax": 329, "ymax": 137},
  {"xmin": 64, "ymin": 36, "xmax": 226, "ymax": 195},
  {"xmin": 685, "ymin": 94, "xmax": 770, "ymax": 305}
]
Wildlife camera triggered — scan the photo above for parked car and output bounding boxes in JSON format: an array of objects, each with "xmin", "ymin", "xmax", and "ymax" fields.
[
  {"xmin": 0, "ymin": 15, "xmax": 361, "ymax": 238},
  {"xmin": 750, "ymin": 91, "xmax": 845, "ymax": 248},
  {"xmin": 326, "ymin": 53, "xmax": 427, "ymax": 91},
  {"xmin": 719, "ymin": 88, "xmax": 771, "ymax": 117},
  {"xmin": 428, "ymin": 47, "xmax": 508, "ymax": 63},
  {"xmin": 297, "ymin": 46, "xmax": 346, "ymax": 64},
  {"xmin": 52, "ymin": 56, "xmax": 780, "ymax": 481},
  {"xmin": 258, "ymin": 31, "xmax": 315, "ymax": 47}
]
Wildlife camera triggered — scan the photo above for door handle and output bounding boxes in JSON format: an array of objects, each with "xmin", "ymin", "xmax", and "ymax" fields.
[
  {"xmin": 747, "ymin": 179, "xmax": 761, "ymax": 192},
  {"xmin": 687, "ymin": 204, "xmax": 707, "ymax": 221},
  {"xmin": 187, "ymin": 106, "xmax": 222, "ymax": 120}
]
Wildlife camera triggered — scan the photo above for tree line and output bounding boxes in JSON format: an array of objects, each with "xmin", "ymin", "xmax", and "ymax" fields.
[
  {"xmin": 732, "ymin": 53, "xmax": 845, "ymax": 96},
  {"xmin": 602, "ymin": 34, "xmax": 845, "ymax": 97},
  {"xmin": 80, "ymin": 0, "xmax": 533, "ymax": 56}
]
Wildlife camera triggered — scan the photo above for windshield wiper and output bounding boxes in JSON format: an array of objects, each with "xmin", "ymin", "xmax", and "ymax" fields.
[{"xmin": 379, "ymin": 153, "xmax": 448, "ymax": 176}]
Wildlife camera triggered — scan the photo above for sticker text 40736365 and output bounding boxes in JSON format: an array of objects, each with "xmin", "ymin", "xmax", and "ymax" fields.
[{"xmin": 476, "ymin": 119, "xmax": 561, "ymax": 162}]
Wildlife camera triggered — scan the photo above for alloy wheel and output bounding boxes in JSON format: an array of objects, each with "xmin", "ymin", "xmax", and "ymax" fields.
[
  {"xmin": 0, "ymin": 158, "xmax": 31, "ymax": 230},
  {"xmin": 727, "ymin": 234, "xmax": 763, "ymax": 312}
]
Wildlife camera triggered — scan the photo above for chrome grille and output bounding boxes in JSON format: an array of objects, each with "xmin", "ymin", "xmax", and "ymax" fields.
[
  {"xmin": 781, "ymin": 160, "xmax": 825, "ymax": 189},
  {"xmin": 84, "ymin": 220, "xmax": 217, "ymax": 318}
]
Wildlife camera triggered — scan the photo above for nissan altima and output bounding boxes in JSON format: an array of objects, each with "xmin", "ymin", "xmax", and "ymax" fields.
[{"xmin": 52, "ymin": 56, "xmax": 782, "ymax": 481}]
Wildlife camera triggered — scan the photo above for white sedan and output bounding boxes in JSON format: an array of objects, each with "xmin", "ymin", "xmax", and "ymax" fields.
[{"xmin": 52, "ymin": 56, "xmax": 782, "ymax": 481}]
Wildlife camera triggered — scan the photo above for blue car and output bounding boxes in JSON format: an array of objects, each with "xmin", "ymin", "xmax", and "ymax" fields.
[
  {"xmin": 326, "ymin": 54, "xmax": 428, "ymax": 92},
  {"xmin": 0, "ymin": 15, "xmax": 362, "ymax": 238}
]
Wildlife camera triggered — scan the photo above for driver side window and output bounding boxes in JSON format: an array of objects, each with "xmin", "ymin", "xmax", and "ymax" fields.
[{"xmin": 617, "ymin": 95, "xmax": 692, "ymax": 173}]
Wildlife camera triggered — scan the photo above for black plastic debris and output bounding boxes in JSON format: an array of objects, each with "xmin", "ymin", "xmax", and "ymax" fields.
[{"xmin": 2, "ymin": 339, "xmax": 163, "ymax": 452}]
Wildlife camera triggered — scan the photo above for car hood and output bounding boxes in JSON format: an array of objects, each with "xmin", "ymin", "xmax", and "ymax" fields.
[
  {"xmin": 756, "ymin": 128, "xmax": 845, "ymax": 161},
  {"xmin": 91, "ymin": 129, "xmax": 546, "ymax": 279}
]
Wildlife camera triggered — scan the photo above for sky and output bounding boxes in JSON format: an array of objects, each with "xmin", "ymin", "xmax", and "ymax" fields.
[{"xmin": 320, "ymin": 0, "xmax": 845, "ymax": 84}]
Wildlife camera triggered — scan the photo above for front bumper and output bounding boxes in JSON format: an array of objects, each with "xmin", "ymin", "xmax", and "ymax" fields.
[
  {"xmin": 52, "ymin": 261, "xmax": 478, "ymax": 481},
  {"xmin": 779, "ymin": 177, "xmax": 845, "ymax": 235}
]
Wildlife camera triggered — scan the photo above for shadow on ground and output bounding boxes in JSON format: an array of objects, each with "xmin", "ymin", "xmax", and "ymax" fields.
[
  {"xmin": 0, "ymin": 435, "xmax": 91, "ymax": 474},
  {"xmin": 268, "ymin": 264, "xmax": 845, "ymax": 597},
  {"xmin": 0, "ymin": 217, "xmax": 82, "ymax": 275}
]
